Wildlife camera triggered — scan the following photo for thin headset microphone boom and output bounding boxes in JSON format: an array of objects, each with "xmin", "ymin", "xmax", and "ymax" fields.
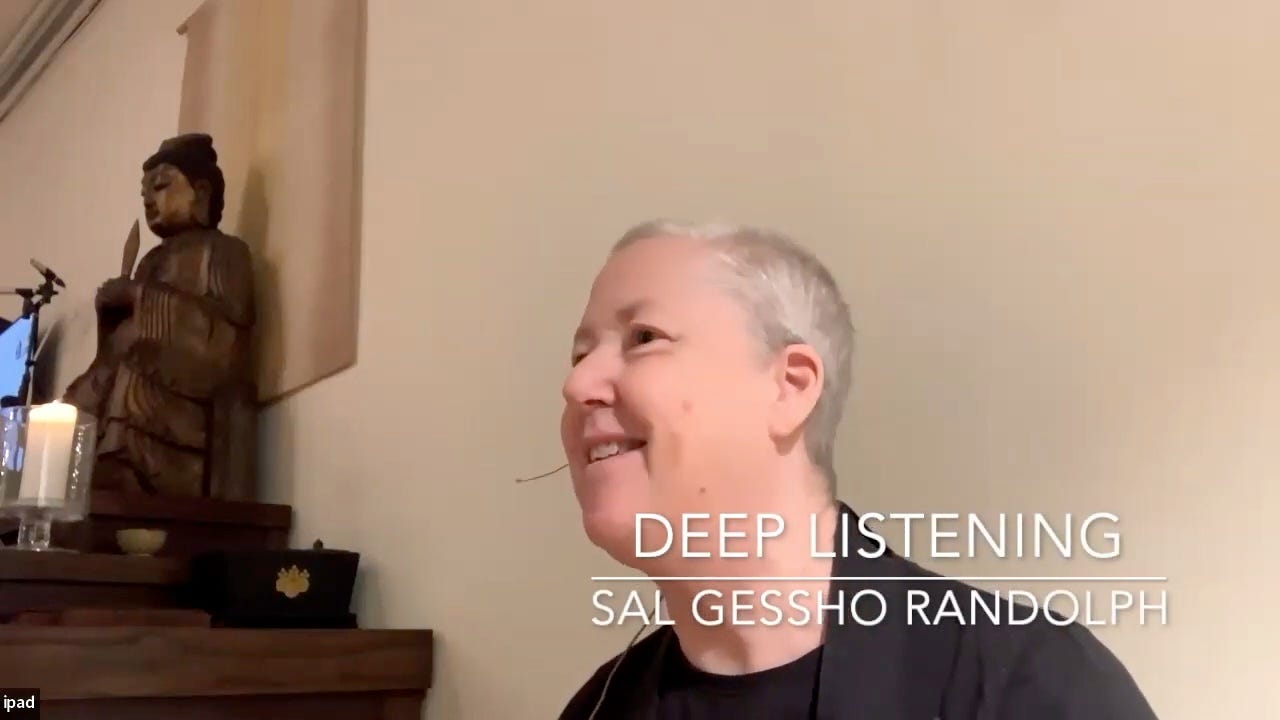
[{"xmin": 513, "ymin": 462, "xmax": 568, "ymax": 483}]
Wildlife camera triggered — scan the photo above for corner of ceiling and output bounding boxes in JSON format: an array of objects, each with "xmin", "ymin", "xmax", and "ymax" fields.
[{"xmin": 0, "ymin": 0, "xmax": 103, "ymax": 127}]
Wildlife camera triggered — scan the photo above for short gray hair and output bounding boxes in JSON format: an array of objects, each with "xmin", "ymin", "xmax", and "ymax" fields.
[{"xmin": 612, "ymin": 219, "xmax": 854, "ymax": 489}]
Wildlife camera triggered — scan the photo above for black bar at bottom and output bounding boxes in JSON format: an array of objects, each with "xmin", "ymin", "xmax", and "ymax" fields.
[{"xmin": 0, "ymin": 689, "xmax": 39, "ymax": 719}]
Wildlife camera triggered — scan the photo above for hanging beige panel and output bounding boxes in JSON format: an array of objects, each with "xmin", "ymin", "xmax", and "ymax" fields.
[{"xmin": 177, "ymin": 0, "xmax": 364, "ymax": 404}]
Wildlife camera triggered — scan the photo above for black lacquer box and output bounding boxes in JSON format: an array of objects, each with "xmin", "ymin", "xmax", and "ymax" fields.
[{"xmin": 185, "ymin": 540, "xmax": 360, "ymax": 628}]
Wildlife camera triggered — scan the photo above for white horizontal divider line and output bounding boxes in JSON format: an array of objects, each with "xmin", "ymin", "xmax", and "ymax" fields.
[{"xmin": 591, "ymin": 576, "xmax": 1169, "ymax": 582}]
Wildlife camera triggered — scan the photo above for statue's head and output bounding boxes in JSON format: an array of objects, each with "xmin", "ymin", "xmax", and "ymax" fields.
[{"xmin": 140, "ymin": 133, "xmax": 226, "ymax": 237}]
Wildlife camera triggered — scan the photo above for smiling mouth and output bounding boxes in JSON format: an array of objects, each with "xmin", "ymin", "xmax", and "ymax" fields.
[{"xmin": 587, "ymin": 439, "xmax": 647, "ymax": 464}]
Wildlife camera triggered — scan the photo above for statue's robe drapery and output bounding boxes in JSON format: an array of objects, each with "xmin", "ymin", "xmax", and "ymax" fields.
[{"xmin": 63, "ymin": 228, "xmax": 255, "ymax": 497}]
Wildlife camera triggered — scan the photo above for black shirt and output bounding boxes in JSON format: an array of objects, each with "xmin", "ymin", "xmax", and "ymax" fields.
[{"xmin": 657, "ymin": 643, "xmax": 823, "ymax": 720}]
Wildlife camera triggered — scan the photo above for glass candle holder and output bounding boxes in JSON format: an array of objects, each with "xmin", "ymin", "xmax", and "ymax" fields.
[{"xmin": 0, "ymin": 402, "xmax": 97, "ymax": 552}]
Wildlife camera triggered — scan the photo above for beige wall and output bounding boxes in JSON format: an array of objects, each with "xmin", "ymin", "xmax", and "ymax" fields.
[{"xmin": 1, "ymin": 0, "xmax": 1275, "ymax": 717}]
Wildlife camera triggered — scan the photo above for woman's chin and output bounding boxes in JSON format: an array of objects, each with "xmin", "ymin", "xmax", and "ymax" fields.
[{"xmin": 581, "ymin": 508, "xmax": 641, "ymax": 562}]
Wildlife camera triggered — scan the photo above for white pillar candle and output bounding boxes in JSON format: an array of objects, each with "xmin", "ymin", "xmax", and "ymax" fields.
[{"xmin": 17, "ymin": 401, "xmax": 78, "ymax": 507}]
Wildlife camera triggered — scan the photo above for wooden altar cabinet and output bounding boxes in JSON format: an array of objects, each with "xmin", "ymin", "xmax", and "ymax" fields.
[
  {"xmin": 0, "ymin": 624, "xmax": 434, "ymax": 719},
  {"xmin": 0, "ymin": 492, "xmax": 434, "ymax": 718}
]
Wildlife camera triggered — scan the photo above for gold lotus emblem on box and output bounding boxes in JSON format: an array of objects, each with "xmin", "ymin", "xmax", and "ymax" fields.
[{"xmin": 275, "ymin": 565, "xmax": 310, "ymax": 599}]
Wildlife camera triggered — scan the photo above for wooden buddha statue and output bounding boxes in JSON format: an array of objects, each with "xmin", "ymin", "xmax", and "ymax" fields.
[{"xmin": 63, "ymin": 133, "xmax": 258, "ymax": 500}]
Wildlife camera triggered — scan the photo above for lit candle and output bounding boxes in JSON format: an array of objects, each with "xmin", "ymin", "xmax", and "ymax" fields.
[{"xmin": 17, "ymin": 401, "xmax": 78, "ymax": 507}]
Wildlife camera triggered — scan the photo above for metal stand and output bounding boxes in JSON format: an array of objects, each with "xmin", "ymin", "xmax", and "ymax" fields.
[{"xmin": 0, "ymin": 259, "xmax": 64, "ymax": 408}]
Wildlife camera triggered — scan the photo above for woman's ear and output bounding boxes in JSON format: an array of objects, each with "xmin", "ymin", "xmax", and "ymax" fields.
[{"xmin": 769, "ymin": 343, "xmax": 823, "ymax": 441}]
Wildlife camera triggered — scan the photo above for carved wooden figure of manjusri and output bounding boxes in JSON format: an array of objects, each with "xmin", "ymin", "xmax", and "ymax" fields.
[{"xmin": 63, "ymin": 133, "xmax": 257, "ymax": 500}]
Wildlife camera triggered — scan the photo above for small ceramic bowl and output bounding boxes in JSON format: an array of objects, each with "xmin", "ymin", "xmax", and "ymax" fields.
[{"xmin": 116, "ymin": 528, "xmax": 167, "ymax": 556}]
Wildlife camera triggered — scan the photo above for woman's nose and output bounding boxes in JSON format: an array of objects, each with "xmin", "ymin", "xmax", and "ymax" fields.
[{"xmin": 561, "ymin": 349, "xmax": 617, "ymax": 408}]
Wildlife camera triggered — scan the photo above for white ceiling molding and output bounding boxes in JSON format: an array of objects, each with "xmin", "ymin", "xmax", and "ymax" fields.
[{"xmin": 0, "ymin": 0, "xmax": 101, "ymax": 126}]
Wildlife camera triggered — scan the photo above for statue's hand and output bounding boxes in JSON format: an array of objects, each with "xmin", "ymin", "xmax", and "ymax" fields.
[
  {"xmin": 95, "ymin": 277, "xmax": 138, "ymax": 311},
  {"xmin": 125, "ymin": 339, "xmax": 162, "ymax": 375}
]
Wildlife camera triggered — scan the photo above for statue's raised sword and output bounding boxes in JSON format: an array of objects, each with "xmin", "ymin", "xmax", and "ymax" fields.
[{"xmin": 122, "ymin": 219, "xmax": 140, "ymax": 278}]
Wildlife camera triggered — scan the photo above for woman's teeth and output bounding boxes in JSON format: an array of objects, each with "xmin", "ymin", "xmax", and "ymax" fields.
[{"xmin": 588, "ymin": 440, "xmax": 645, "ymax": 463}]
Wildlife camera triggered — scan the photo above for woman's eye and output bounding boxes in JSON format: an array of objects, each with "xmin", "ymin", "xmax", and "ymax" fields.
[{"xmin": 629, "ymin": 327, "xmax": 663, "ymax": 347}]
